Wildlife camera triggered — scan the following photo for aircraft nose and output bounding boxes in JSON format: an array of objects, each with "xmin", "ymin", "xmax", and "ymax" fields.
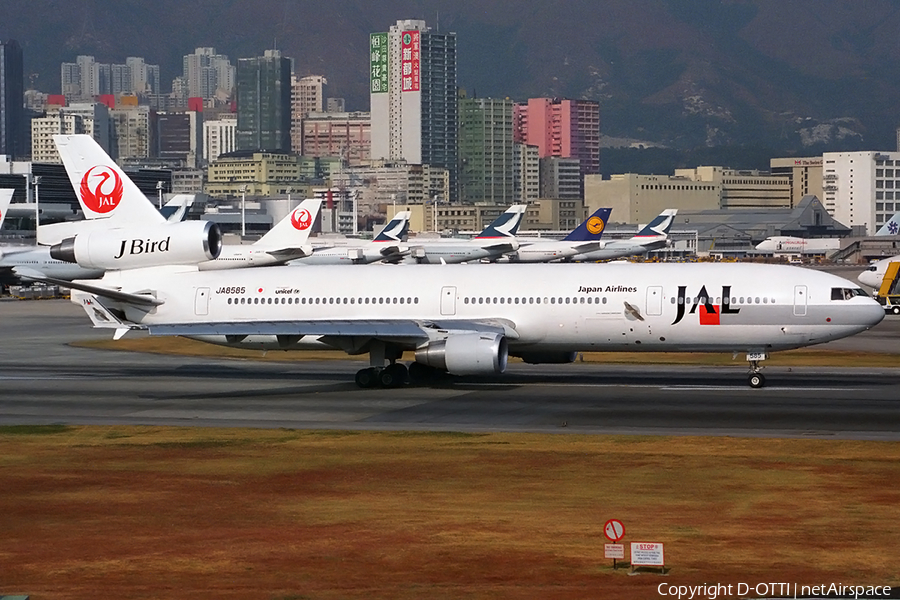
[{"xmin": 862, "ymin": 299, "xmax": 886, "ymax": 328}]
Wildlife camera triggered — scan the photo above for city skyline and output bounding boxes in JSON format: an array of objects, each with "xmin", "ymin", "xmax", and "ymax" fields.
[{"xmin": 3, "ymin": 1, "xmax": 900, "ymax": 152}]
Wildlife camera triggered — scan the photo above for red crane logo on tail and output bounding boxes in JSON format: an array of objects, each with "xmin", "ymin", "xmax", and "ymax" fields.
[
  {"xmin": 291, "ymin": 208, "xmax": 312, "ymax": 230},
  {"xmin": 80, "ymin": 166, "xmax": 124, "ymax": 214}
]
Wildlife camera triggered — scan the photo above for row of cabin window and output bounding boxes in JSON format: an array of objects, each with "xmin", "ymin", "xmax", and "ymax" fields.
[
  {"xmin": 226, "ymin": 296, "xmax": 420, "ymax": 305},
  {"xmin": 464, "ymin": 296, "xmax": 609, "ymax": 305},
  {"xmin": 672, "ymin": 296, "xmax": 775, "ymax": 305}
]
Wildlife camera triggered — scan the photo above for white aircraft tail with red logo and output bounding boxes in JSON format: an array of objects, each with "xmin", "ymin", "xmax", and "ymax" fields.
[
  {"xmin": 254, "ymin": 198, "xmax": 321, "ymax": 250},
  {"xmin": 54, "ymin": 134, "xmax": 166, "ymax": 225}
]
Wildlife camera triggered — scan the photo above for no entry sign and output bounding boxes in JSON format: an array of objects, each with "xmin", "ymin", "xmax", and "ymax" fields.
[{"xmin": 604, "ymin": 519, "xmax": 625, "ymax": 542}]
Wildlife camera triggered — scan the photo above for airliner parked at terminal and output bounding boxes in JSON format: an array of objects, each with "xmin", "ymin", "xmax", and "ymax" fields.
[
  {"xmin": 506, "ymin": 208, "xmax": 612, "ymax": 262},
  {"xmin": 31, "ymin": 260, "xmax": 883, "ymax": 389},
  {"xmin": 406, "ymin": 205, "xmax": 527, "ymax": 264},
  {"xmin": 291, "ymin": 211, "xmax": 411, "ymax": 265},
  {"xmin": 755, "ymin": 236, "xmax": 841, "ymax": 254},
  {"xmin": 568, "ymin": 209, "xmax": 677, "ymax": 261}
]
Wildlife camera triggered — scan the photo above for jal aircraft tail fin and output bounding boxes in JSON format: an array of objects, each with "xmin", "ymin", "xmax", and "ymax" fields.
[
  {"xmin": 373, "ymin": 211, "xmax": 410, "ymax": 243},
  {"xmin": 563, "ymin": 208, "xmax": 612, "ymax": 242},
  {"xmin": 0, "ymin": 188, "xmax": 13, "ymax": 231},
  {"xmin": 475, "ymin": 204, "xmax": 527, "ymax": 239},
  {"xmin": 54, "ymin": 134, "xmax": 166, "ymax": 225},
  {"xmin": 255, "ymin": 199, "xmax": 322, "ymax": 247}
]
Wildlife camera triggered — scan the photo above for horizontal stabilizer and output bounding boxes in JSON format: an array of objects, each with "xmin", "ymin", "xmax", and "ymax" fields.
[{"xmin": 13, "ymin": 267, "xmax": 164, "ymax": 307}]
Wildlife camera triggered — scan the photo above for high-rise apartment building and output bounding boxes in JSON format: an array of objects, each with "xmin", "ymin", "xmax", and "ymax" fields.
[
  {"xmin": 203, "ymin": 113, "xmax": 237, "ymax": 164},
  {"xmin": 514, "ymin": 98, "xmax": 600, "ymax": 177},
  {"xmin": 126, "ymin": 56, "xmax": 160, "ymax": 94},
  {"xmin": 302, "ymin": 111, "xmax": 370, "ymax": 164},
  {"xmin": 32, "ymin": 102, "xmax": 111, "ymax": 160},
  {"xmin": 183, "ymin": 48, "xmax": 234, "ymax": 100},
  {"xmin": 110, "ymin": 105, "xmax": 151, "ymax": 160},
  {"xmin": 823, "ymin": 151, "xmax": 900, "ymax": 235},
  {"xmin": 370, "ymin": 19, "xmax": 458, "ymax": 200},
  {"xmin": 61, "ymin": 55, "xmax": 160, "ymax": 100},
  {"xmin": 0, "ymin": 40, "xmax": 25, "ymax": 159},
  {"xmin": 458, "ymin": 97, "xmax": 513, "ymax": 204},
  {"xmin": 514, "ymin": 143, "xmax": 540, "ymax": 202},
  {"xmin": 236, "ymin": 50, "xmax": 292, "ymax": 152},
  {"xmin": 290, "ymin": 75, "xmax": 327, "ymax": 152},
  {"xmin": 157, "ymin": 111, "xmax": 202, "ymax": 168}
]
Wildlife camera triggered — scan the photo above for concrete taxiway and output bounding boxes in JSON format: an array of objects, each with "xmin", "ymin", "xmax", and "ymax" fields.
[{"xmin": 1, "ymin": 299, "xmax": 899, "ymax": 440}]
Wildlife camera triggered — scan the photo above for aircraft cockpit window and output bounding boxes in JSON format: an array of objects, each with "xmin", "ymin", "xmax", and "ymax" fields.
[{"xmin": 831, "ymin": 287, "xmax": 869, "ymax": 301}]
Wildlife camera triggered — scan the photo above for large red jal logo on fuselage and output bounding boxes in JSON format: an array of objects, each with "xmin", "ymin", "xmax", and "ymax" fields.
[
  {"xmin": 291, "ymin": 208, "xmax": 312, "ymax": 230},
  {"xmin": 80, "ymin": 166, "xmax": 124, "ymax": 214}
]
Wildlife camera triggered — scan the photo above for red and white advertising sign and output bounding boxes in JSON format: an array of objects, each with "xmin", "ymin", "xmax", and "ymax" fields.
[
  {"xmin": 400, "ymin": 30, "xmax": 420, "ymax": 92},
  {"xmin": 630, "ymin": 542, "xmax": 665, "ymax": 566},
  {"xmin": 604, "ymin": 544, "xmax": 625, "ymax": 559},
  {"xmin": 603, "ymin": 519, "xmax": 625, "ymax": 542}
]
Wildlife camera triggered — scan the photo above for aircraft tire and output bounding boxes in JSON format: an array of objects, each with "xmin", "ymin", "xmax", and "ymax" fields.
[
  {"xmin": 379, "ymin": 363, "xmax": 408, "ymax": 388},
  {"xmin": 748, "ymin": 373, "xmax": 766, "ymax": 389},
  {"xmin": 355, "ymin": 367, "xmax": 378, "ymax": 388}
]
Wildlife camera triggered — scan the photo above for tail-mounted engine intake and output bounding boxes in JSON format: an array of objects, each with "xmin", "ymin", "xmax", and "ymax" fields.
[
  {"xmin": 50, "ymin": 221, "xmax": 222, "ymax": 270},
  {"xmin": 415, "ymin": 332, "xmax": 508, "ymax": 375}
]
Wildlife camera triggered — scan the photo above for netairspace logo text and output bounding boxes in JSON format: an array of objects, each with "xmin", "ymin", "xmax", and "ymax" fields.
[{"xmin": 657, "ymin": 582, "xmax": 894, "ymax": 599}]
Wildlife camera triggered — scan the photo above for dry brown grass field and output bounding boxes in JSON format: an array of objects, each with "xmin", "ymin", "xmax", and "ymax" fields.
[
  {"xmin": 2, "ymin": 427, "xmax": 899, "ymax": 599},
  {"xmin": 75, "ymin": 336, "xmax": 900, "ymax": 367}
]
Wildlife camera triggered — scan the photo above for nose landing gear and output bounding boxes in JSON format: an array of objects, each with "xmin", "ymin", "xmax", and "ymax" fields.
[{"xmin": 746, "ymin": 351, "xmax": 768, "ymax": 388}]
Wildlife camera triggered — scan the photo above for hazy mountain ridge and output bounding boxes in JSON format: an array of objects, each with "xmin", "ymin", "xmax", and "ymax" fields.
[{"xmin": 5, "ymin": 0, "xmax": 900, "ymax": 152}]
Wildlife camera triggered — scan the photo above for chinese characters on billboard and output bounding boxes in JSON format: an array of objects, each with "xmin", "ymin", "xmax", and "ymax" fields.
[
  {"xmin": 370, "ymin": 32, "xmax": 388, "ymax": 93},
  {"xmin": 401, "ymin": 30, "xmax": 420, "ymax": 92}
]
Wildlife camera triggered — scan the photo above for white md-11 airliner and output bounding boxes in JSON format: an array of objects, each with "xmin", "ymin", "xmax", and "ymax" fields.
[{"xmin": 28, "ymin": 260, "xmax": 883, "ymax": 389}]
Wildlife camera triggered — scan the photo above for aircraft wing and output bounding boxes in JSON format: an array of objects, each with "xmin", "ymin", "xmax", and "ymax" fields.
[
  {"xmin": 13, "ymin": 267, "xmax": 164, "ymax": 307},
  {"xmin": 570, "ymin": 241, "xmax": 603, "ymax": 254},
  {"xmin": 480, "ymin": 241, "xmax": 519, "ymax": 254},
  {"xmin": 0, "ymin": 245, "xmax": 37, "ymax": 259},
  {"xmin": 265, "ymin": 245, "xmax": 314, "ymax": 262},
  {"xmin": 147, "ymin": 318, "xmax": 517, "ymax": 339},
  {"xmin": 378, "ymin": 245, "xmax": 410, "ymax": 263}
]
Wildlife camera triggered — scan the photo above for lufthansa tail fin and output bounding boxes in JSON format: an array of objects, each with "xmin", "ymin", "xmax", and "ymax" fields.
[
  {"xmin": 54, "ymin": 134, "xmax": 166, "ymax": 225},
  {"xmin": 475, "ymin": 204, "xmax": 527, "ymax": 239},
  {"xmin": 563, "ymin": 208, "xmax": 612, "ymax": 242}
]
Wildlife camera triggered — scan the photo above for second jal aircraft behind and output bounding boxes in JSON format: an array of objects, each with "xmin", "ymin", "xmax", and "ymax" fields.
[{"xmin": 43, "ymin": 259, "xmax": 884, "ymax": 390}]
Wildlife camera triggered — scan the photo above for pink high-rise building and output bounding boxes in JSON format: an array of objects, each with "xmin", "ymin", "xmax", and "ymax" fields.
[{"xmin": 514, "ymin": 98, "xmax": 600, "ymax": 176}]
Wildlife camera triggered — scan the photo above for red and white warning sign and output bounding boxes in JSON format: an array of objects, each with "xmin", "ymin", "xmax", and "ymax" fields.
[
  {"xmin": 603, "ymin": 518, "xmax": 625, "ymax": 542},
  {"xmin": 604, "ymin": 543, "xmax": 625, "ymax": 559}
]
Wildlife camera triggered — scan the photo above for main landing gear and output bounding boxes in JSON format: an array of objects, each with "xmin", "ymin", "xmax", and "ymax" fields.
[
  {"xmin": 355, "ymin": 363, "xmax": 408, "ymax": 388},
  {"xmin": 354, "ymin": 341, "xmax": 411, "ymax": 389},
  {"xmin": 746, "ymin": 352, "xmax": 768, "ymax": 388}
]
